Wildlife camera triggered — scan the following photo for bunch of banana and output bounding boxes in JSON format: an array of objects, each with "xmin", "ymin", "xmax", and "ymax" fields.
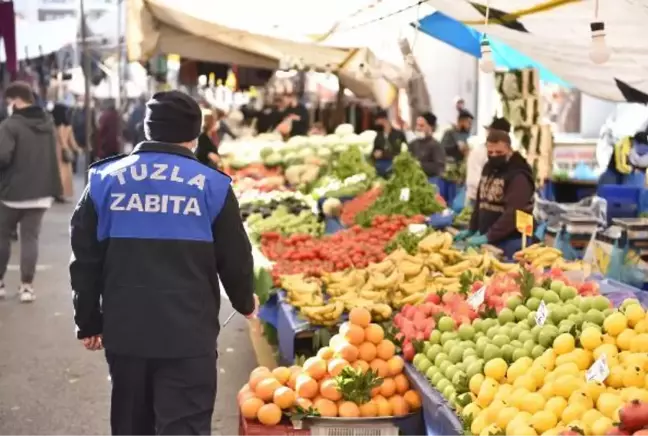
[
  {"xmin": 299, "ymin": 301, "xmax": 344, "ymax": 326},
  {"xmin": 552, "ymin": 257, "xmax": 587, "ymax": 272},
  {"xmin": 514, "ymin": 244, "xmax": 563, "ymax": 269},
  {"xmin": 368, "ymin": 303, "xmax": 392, "ymax": 322},
  {"xmin": 417, "ymin": 231, "xmax": 453, "ymax": 253},
  {"xmin": 390, "ymin": 260, "xmax": 430, "ymax": 308},
  {"xmin": 323, "ymin": 269, "xmax": 368, "ymax": 298},
  {"xmin": 427, "ymin": 275, "xmax": 461, "ymax": 293},
  {"xmin": 280, "ymin": 274, "xmax": 324, "ymax": 308},
  {"xmin": 491, "ymin": 257, "xmax": 520, "ymax": 273}
]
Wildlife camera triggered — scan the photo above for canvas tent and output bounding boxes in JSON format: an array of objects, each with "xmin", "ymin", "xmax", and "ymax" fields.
[
  {"xmin": 419, "ymin": 0, "xmax": 648, "ymax": 102},
  {"xmin": 0, "ymin": 17, "xmax": 77, "ymax": 62},
  {"xmin": 126, "ymin": 0, "xmax": 406, "ymax": 103}
]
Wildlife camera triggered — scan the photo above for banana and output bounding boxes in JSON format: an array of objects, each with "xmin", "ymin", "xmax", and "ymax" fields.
[
  {"xmin": 418, "ymin": 232, "xmax": 445, "ymax": 252},
  {"xmin": 359, "ymin": 289, "xmax": 386, "ymax": 301},
  {"xmin": 530, "ymin": 251, "xmax": 561, "ymax": 268},
  {"xmin": 441, "ymin": 232, "xmax": 453, "ymax": 250},
  {"xmin": 370, "ymin": 304, "xmax": 393, "ymax": 321},
  {"xmin": 372, "ymin": 269, "xmax": 403, "ymax": 289},
  {"xmin": 399, "ymin": 279, "xmax": 426, "ymax": 295},
  {"xmin": 481, "ymin": 251, "xmax": 492, "ymax": 272},
  {"xmin": 442, "ymin": 259, "xmax": 472, "ymax": 275},
  {"xmin": 398, "ymin": 292, "xmax": 426, "ymax": 306},
  {"xmin": 398, "ymin": 259, "xmax": 423, "ymax": 278},
  {"xmin": 491, "ymin": 258, "xmax": 519, "ymax": 273},
  {"xmin": 367, "ymin": 259, "xmax": 394, "ymax": 275},
  {"xmin": 425, "ymin": 253, "xmax": 445, "ymax": 271},
  {"xmin": 431, "ymin": 276, "xmax": 460, "ymax": 286},
  {"xmin": 440, "ymin": 248, "xmax": 463, "ymax": 262},
  {"xmin": 387, "ymin": 248, "xmax": 408, "ymax": 262}
]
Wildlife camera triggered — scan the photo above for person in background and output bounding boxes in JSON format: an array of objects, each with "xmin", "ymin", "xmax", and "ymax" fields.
[
  {"xmin": 257, "ymin": 96, "xmax": 281, "ymax": 134},
  {"xmin": 126, "ymin": 95, "xmax": 147, "ymax": 143},
  {"xmin": 240, "ymin": 97, "xmax": 258, "ymax": 127},
  {"xmin": 95, "ymin": 99, "xmax": 122, "ymax": 161},
  {"xmin": 212, "ymin": 108, "xmax": 237, "ymax": 147},
  {"xmin": 441, "ymin": 109, "xmax": 474, "ymax": 166},
  {"xmin": 51, "ymin": 100, "xmax": 77, "ymax": 202},
  {"xmin": 455, "ymin": 129, "xmax": 534, "ymax": 259},
  {"xmin": 466, "ymin": 117, "xmax": 511, "ymax": 205},
  {"xmin": 195, "ymin": 109, "xmax": 221, "ymax": 169},
  {"xmin": 70, "ymin": 90, "xmax": 258, "ymax": 435},
  {"xmin": 308, "ymin": 122, "xmax": 326, "ymax": 136},
  {"xmin": 279, "ymin": 93, "xmax": 309, "ymax": 137},
  {"xmin": 408, "ymin": 112, "xmax": 445, "ymax": 180},
  {"xmin": 0, "ymin": 81, "xmax": 62, "ymax": 302},
  {"xmin": 68, "ymin": 95, "xmax": 97, "ymax": 174},
  {"xmin": 371, "ymin": 109, "xmax": 407, "ymax": 177},
  {"xmin": 455, "ymin": 96, "xmax": 465, "ymax": 113}
]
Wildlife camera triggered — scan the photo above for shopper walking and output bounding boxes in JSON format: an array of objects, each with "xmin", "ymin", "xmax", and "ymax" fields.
[
  {"xmin": 70, "ymin": 90, "xmax": 258, "ymax": 435},
  {"xmin": 0, "ymin": 81, "xmax": 62, "ymax": 302}
]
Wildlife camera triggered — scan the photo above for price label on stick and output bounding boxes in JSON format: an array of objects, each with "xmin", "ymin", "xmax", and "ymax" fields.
[
  {"xmin": 515, "ymin": 210, "xmax": 533, "ymax": 237},
  {"xmin": 536, "ymin": 301, "xmax": 549, "ymax": 326},
  {"xmin": 468, "ymin": 286, "xmax": 486, "ymax": 310},
  {"xmin": 400, "ymin": 188, "xmax": 410, "ymax": 202},
  {"xmin": 586, "ymin": 354, "xmax": 610, "ymax": 383}
]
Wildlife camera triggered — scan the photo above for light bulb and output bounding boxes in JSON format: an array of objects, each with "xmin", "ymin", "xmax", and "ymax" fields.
[
  {"xmin": 279, "ymin": 57, "xmax": 290, "ymax": 71},
  {"xmin": 480, "ymin": 41, "xmax": 495, "ymax": 74},
  {"xmin": 589, "ymin": 21, "xmax": 611, "ymax": 64}
]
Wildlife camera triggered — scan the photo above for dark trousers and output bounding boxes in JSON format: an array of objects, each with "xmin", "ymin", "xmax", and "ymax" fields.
[{"xmin": 105, "ymin": 351, "xmax": 217, "ymax": 435}]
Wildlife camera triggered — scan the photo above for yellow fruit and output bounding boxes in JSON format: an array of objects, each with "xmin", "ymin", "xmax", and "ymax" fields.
[
  {"xmin": 515, "ymin": 425, "xmax": 538, "ymax": 436},
  {"xmin": 529, "ymin": 365, "xmax": 548, "ymax": 386},
  {"xmin": 591, "ymin": 416, "xmax": 613, "ymax": 436},
  {"xmin": 538, "ymin": 383, "xmax": 554, "ymax": 400},
  {"xmin": 514, "ymin": 374, "xmax": 538, "ymax": 392},
  {"xmin": 484, "ymin": 358, "xmax": 508, "ymax": 382},
  {"xmin": 596, "ymin": 392, "xmax": 623, "ymax": 418},
  {"xmin": 485, "ymin": 399, "xmax": 506, "ymax": 423},
  {"xmin": 571, "ymin": 349, "xmax": 593, "ymax": 371},
  {"xmin": 471, "ymin": 413, "xmax": 489, "ymax": 435},
  {"xmin": 539, "ymin": 349, "xmax": 557, "ymax": 371},
  {"xmin": 545, "ymin": 397, "xmax": 567, "ymax": 419},
  {"xmin": 594, "ymin": 344, "xmax": 619, "ymax": 360},
  {"xmin": 506, "ymin": 412, "xmax": 533, "ymax": 435},
  {"xmin": 530, "ymin": 410, "xmax": 557, "ymax": 434},
  {"xmin": 553, "ymin": 334, "xmax": 576, "ymax": 355},
  {"xmin": 622, "ymin": 365, "xmax": 645, "ymax": 388},
  {"xmin": 581, "ymin": 326, "xmax": 603, "ymax": 350},
  {"xmin": 561, "ymin": 403, "xmax": 586, "ymax": 423},
  {"xmin": 569, "ymin": 390, "xmax": 594, "ymax": 409},
  {"xmin": 604, "ymin": 312, "xmax": 628, "ymax": 336},
  {"xmin": 634, "ymin": 319, "xmax": 648, "ymax": 334},
  {"xmin": 521, "ymin": 392, "xmax": 545, "ymax": 414},
  {"xmin": 507, "ymin": 360, "xmax": 529, "ymax": 384},
  {"xmin": 606, "ymin": 366, "xmax": 625, "ymax": 388},
  {"xmin": 470, "ymin": 374, "xmax": 485, "ymax": 396},
  {"xmin": 630, "ymin": 333, "xmax": 648, "ymax": 352},
  {"xmin": 477, "ymin": 378, "xmax": 497, "ymax": 408},
  {"xmin": 583, "ymin": 381, "xmax": 606, "ymax": 402},
  {"xmin": 621, "ymin": 386, "xmax": 648, "ymax": 402},
  {"xmin": 553, "ymin": 375, "xmax": 581, "ymax": 398},
  {"xmin": 554, "ymin": 362, "xmax": 580, "ymax": 377},
  {"xmin": 542, "ymin": 427, "xmax": 564, "ymax": 436},
  {"xmin": 616, "ymin": 329, "xmax": 637, "ymax": 350},
  {"xmin": 479, "ymin": 424, "xmax": 502, "ymax": 436},
  {"xmin": 496, "ymin": 406, "xmax": 519, "ymax": 430},
  {"xmin": 495, "ymin": 384, "xmax": 514, "ymax": 400},
  {"xmin": 461, "ymin": 403, "xmax": 482, "ymax": 420},
  {"xmin": 625, "ymin": 303, "xmax": 645, "ymax": 327}
]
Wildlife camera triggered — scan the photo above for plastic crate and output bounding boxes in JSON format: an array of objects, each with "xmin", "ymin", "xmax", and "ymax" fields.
[
  {"xmin": 239, "ymin": 414, "xmax": 310, "ymax": 436},
  {"xmin": 310, "ymin": 423, "xmax": 399, "ymax": 436},
  {"xmin": 597, "ymin": 185, "xmax": 642, "ymax": 222}
]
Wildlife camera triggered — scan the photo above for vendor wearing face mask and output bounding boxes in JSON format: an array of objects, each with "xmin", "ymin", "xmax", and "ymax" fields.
[
  {"xmin": 408, "ymin": 112, "xmax": 445, "ymax": 180},
  {"xmin": 454, "ymin": 129, "xmax": 534, "ymax": 259},
  {"xmin": 371, "ymin": 109, "xmax": 407, "ymax": 177}
]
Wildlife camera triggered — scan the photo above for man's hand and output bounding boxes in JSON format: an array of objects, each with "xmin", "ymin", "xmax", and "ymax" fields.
[
  {"xmin": 245, "ymin": 294, "xmax": 260, "ymax": 319},
  {"xmin": 373, "ymin": 150, "xmax": 383, "ymax": 159},
  {"xmin": 81, "ymin": 335, "xmax": 103, "ymax": 351}
]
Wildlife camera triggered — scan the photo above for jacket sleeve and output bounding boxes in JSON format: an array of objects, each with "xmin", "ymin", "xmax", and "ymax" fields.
[
  {"xmin": 212, "ymin": 187, "xmax": 256, "ymax": 316},
  {"xmin": 422, "ymin": 141, "xmax": 446, "ymax": 177},
  {"xmin": 0, "ymin": 121, "xmax": 16, "ymax": 169},
  {"xmin": 70, "ymin": 183, "xmax": 104, "ymax": 339},
  {"xmin": 486, "ymin": 173, "xmax": 535, "ymax": 243}
]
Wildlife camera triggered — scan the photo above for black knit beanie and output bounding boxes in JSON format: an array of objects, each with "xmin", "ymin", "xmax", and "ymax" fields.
[
  {"xmin": 144, "ymin": 90, "xmax": 202, "ymax": 143},
  {"xmin": 420, "ymin": 111, "xmax": 437, "ymax": 129}
]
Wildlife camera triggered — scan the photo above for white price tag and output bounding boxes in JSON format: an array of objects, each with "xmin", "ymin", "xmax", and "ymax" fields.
[
  {"xmin": 586, "ymin": 354, "xmax": 610, "ymax": 383},
  {"xmin": 400, "ymin": 188, "xmax": 410, "ymax": 202},
  {"xmin": 408, "ymin": 224, "xmax": 427, "ymax": 235},
  {"xmin": 468, "ymin": 286, "xmax": 486, "ymax": 310},
  {"xmin": 535, "ymin": 301, "xmax": 549, "ymax": 326}
]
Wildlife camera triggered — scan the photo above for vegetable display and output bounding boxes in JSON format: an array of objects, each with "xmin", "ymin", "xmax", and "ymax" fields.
[
  {"xmin": 341, "ymin": 187, "xmax": 382, "ymax": 227},
  {"xmin": 331, "ymin": 145, "xmax": 376, "ymax": 181},
  {"xmin": 240, "ymin": 196, "xmax": 312, "ymax": 221},
  {"xmin": 312, "ymin": 174, "xmax": 372, "ymax": 199},
  {"xmin": 355, "ymin": 153, "xmax": 445, "ymax": 227},
  {"xmin": 247, "ymin": 207, "xmax": 323, "ymax": 240}
]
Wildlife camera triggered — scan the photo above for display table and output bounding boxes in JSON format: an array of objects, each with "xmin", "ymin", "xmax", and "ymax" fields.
[{"xmin": 404, "ymin": 364, "xmax": 462, "ymax": 436}]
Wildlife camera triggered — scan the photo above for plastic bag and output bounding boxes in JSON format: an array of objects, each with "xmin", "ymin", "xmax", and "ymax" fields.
[
  {"xmin": 533, "ymin": 194, "xmax": 608, "ymax": 229},
  {"xmin": 607, "ymin": 232, "xmax": 646, "ymax": 288},
  {"xmin": 553, "ymin": 226, "xmax": 579, "ymax": 261},
  {"xmin": 451, "ymin": 186, "xmax": 466, "ymax": 213}
]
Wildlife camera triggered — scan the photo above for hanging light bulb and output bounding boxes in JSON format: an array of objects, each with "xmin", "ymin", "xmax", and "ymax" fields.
[
  {"xmin": 279, "ymin": 57, "xmax": 290, "ymax": 71},
  {"xmin": 479, "ymin": 39, "xmax": 495, "ymax": 74},
  {"xmin": 589, "ymin": 21, "xmax": 611, "ymax": 64}
]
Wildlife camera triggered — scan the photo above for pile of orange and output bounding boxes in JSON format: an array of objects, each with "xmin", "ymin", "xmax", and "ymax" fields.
[{"xmin": 239, "ymin": 307, "xmax": 422, "ymax": 425}]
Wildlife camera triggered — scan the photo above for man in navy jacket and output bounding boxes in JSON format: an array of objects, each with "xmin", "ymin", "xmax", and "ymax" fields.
[{"xmin": 70, "ymin": 90, "xmax": 258, "ymax": 435}]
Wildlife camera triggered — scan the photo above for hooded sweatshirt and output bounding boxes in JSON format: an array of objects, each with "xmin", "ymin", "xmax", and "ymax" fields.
[
  {"xmin": 0, "ymin": 106, "xmax": 62, "ymax": 202},
  {"xmin": 469, "ymin": 152, "xmax": 534, "ymax": 243}
]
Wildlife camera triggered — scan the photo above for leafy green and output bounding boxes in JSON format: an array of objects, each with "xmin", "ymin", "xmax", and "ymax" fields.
[
  {"xmin": 385, "ymin": 228, "xmax": 432, "ymax": 255},
  {"xmin": 334, "ymin": 367, "xmax": 383, "ymax": 405}
]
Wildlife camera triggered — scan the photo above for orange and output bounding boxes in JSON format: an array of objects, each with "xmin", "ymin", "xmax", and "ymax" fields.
[
  {"xmin": 271, "ymin": 367, "xmax": 291, "ymax": 385},
  {"xmin": 358, "ymin": 342, "xmax": 377, "ymax": 362},
  {"xmin": 257, "ymin": 403, "xmax": 282, "ymax": 426},
  {"xmin": 335, "ymin": 343, "xmax": 359, "ymax": 363},
  {"xmin": 294, "ymin": 397, "xmax": 312, "ymax": 410},
  {"xmin": 289, "ymin": 365, "xmax": 302, "ymax": 374},
  {"xmin": 359, "ymin": 400, "xmax": 379, "ymax": 417},
  {"xmin": 376, "ymin": 340, "xmax": 396, "ymax": 361},
  {"xmin": 388, "ymin": 395, "xmax": 410, "ymax": 416},
  {"xmin": 349, "ymin": 307, "xmax": 371, "ymax": 327},
  {"xmin": 365, "ymin": 324, "xmax": 385, "ymax": 344},
  {"xmin": 255, "ymin": 377, "xmax": 281, "ymax": 402},
  {"xmin": 338, "ymin": 401, "xmax": 361, "ymax": 418},
  {"xmin": 353, "ymin": 360, "xmax": 370, "ymax": 373},
  {"xmin": 317, "ymin": 346, "xmax": 335, "ymax": 360},
  {"xmin": 403, "ymin": 390, "xmax": 422, "ymax": 410},
  {"xmin": 380, "ymin": 377, "xmax": 397, "ymax": 398},
  {"xmin": 303, "ymin": 357, "xmax": 327, "ymax": 380},
  {"xmin": 238, "ymin": 391, "xmax": 257, "ymax": 406},
  {"xmin": 313, "ymin": 398, "xmax": 338, "ymax": 417},
  {"xmin": 296, "ymin": 374, "xmax": 318, "ymax": 399},
  {"xmin": 241, "ymin": 396, "xmax": 264, "ymax": 420},
  {"xmin": 327, "ymin": 358, "xmax": 350, "ymax": 377},
  {"xmin": 371, "ymin": 386, "xmax": 382, "ymax": 397},
  {"xmin": 273, "ymin": 386, "xmax": 296, "ymax": 409},
  {"xmin": 287, "ymin": 370, "xmax": 302, "ymax": 390},
  {"xmin": 375, "ymin": 395, "xmax": 392, "ymax": 417},
  {"xmin": 387, "ymin": 356, "xmax": 405, "ymax": 376},
  {"xmin": 329, "ymin": 334, "xmax": 347, "ymax": 350},
  {"xmin": 370, "ymin": 359, "xmax": 389, "ymax": 378},
  {"xmin": 341, "ymin": 323, "xmax": 365, "ymax": 346},
  {"xmin": 393, "ymin": 373, "xmax": 410, "ymax": 395},
  {"xmin": 251, "ymin": 366, "xmax": 271, "ymax": 377},
  {"xmin": 320, "ymin": 378, "xmax": 342, "ymax": 401},
  {"xmin": 249, "ymin": 372, "xmax": 270, "ymax": 391},
  {"xmin": 238, "ymin": 384, "xmax": 252, "ymax": 402}
]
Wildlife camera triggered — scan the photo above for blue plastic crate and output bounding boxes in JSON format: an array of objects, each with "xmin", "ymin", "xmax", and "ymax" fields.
[{"xmin": 597, "ymin": 185, "xmax": 642, "ymax": 222}]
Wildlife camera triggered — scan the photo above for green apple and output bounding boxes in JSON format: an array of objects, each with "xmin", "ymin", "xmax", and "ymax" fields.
[
  {"xmin": 550, "ymin": 280, "xmax": 565, "ymax": 293},
  {"xmin": 498, "ymin": 308, "xmax": 515, "ymax": 325},
  {"xmin": 526, "ymin": 297, "xmax": 541, "ymax": 311},
  {"xmin": 515, "ymin": 305, "xmax": 531, "ymax": 321},
  {"xmin": 507, "ymin": 295, "xmax": 523, "ymax": 311},
  {"xmin": 426, "ymin": 344, "xmax": 443, "ymax": 362},
  {"xmin": 592, "ymin": 296, "xmax": 611, "ymax": 311},
  {"xmin": 458, "ymin": 324, "xmax": 476, "ymax": 341},
  {"xmin": 560, "ymin": 286, "xmax": 578, "ymax": 301},
  {"xmin": 428, "ymin": 330, "xmax": 442, "ymax": 345},
  {"xmin": 585, "ymin": 309, "xmax": 605, "ymax": 326},
  {"xmin": 543, "ymin": 290, "xmax": 560, "ymax": 303},
  {"xmin": 530, "ymin": 286, "xmax": 546, "ymax": 299},
  {"xmin": 512, "ymin": 348, "xmax": 530, "ymax": 361}
]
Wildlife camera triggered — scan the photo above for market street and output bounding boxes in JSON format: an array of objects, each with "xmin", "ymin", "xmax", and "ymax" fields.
[{"xmin": 0, "ymin": 177, "xmax": 258, "ymax": 435}]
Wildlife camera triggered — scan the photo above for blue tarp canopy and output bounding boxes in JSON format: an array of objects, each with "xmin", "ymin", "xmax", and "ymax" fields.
[{"xmin": 417, "ymin": 11, "xmax": 570, "ymax": 87}]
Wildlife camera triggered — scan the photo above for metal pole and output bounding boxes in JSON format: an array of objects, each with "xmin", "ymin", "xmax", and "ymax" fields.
[{"xmin": 80, "ymin": 0, "xmax": 92, "ymax": 183}]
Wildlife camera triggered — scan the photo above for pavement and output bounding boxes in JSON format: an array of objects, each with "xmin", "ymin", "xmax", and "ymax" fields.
[{"xmin": 0, "ymin": 176, "xmax": 258, "ymax": 435}]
